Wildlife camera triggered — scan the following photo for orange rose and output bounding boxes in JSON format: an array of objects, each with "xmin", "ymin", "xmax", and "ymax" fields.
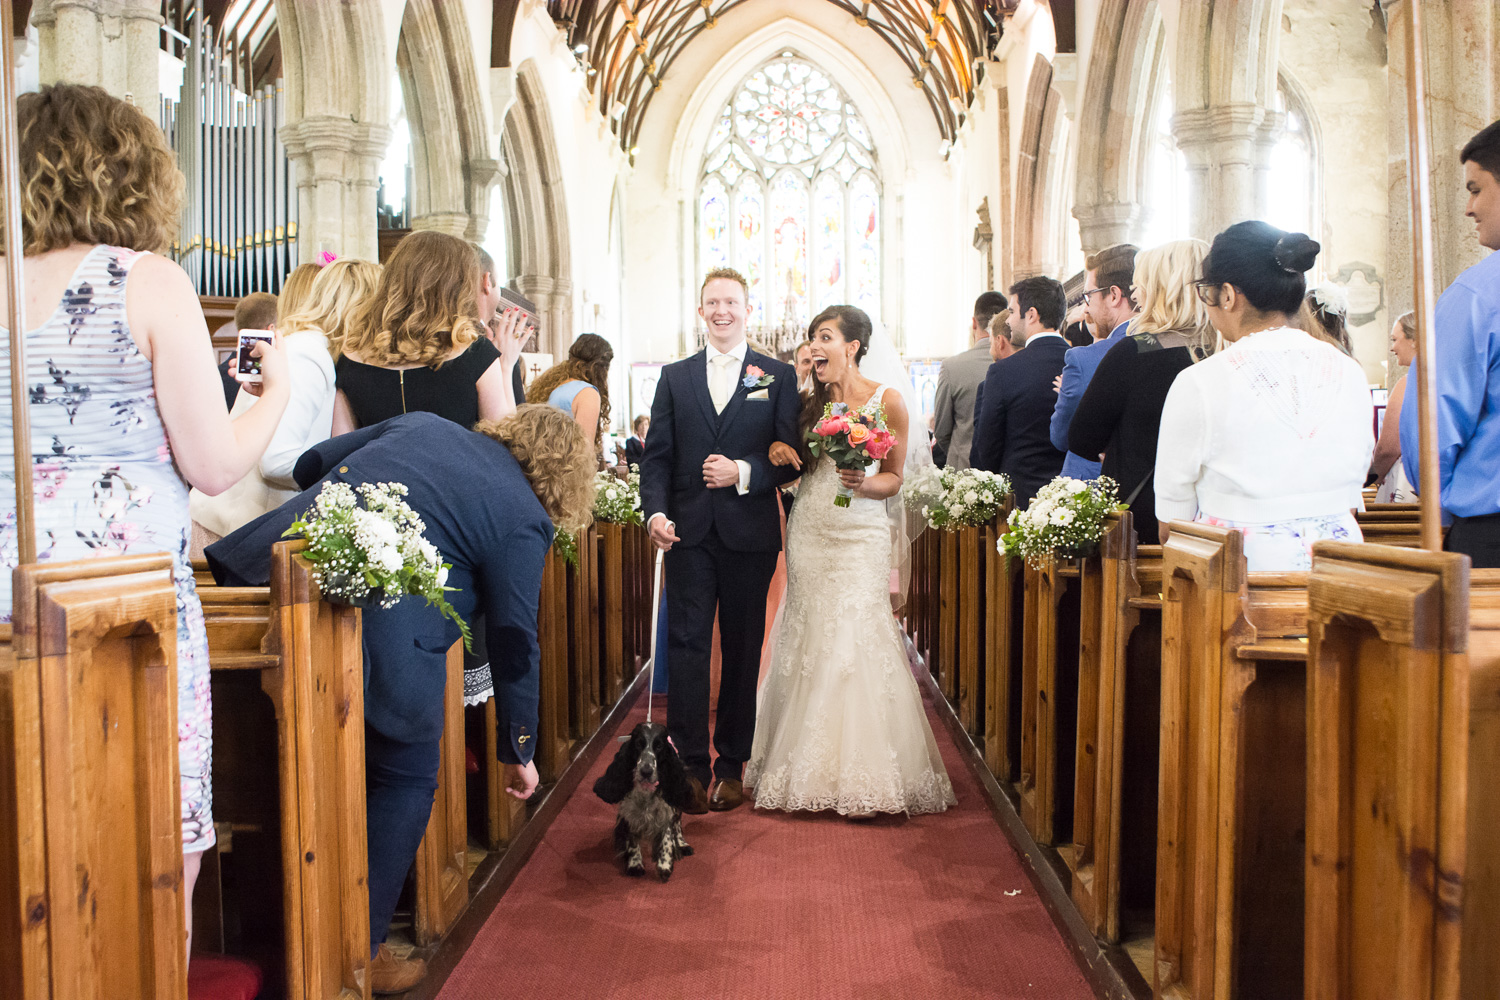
[{"xmin": 848, "ymin": 423, "xmax": 871, "ymax": 445}]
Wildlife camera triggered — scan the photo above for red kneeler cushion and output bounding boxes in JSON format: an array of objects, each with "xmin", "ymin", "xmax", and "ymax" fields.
[{"xmin": 189, "ymin": 954, "xmax": 264, "ymax": 1000}]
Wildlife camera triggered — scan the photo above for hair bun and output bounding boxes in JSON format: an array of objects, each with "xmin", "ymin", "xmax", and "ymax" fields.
[{"xmin": 1272, "ymin": 233, "xmax": 1320, "ymax": 274}]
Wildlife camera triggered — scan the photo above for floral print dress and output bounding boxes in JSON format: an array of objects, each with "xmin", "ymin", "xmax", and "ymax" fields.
[{"xmin": 0, "ymin": 245, "xmax": 215, "ymax": 853}]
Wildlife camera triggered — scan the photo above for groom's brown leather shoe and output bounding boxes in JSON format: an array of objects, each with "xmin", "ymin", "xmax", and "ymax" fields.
[
  {"xmin": 683, "ymin": 776, "xmax": 709, "ymax": 815},
  {"xmin": 709, "ymin": 778, "xmax": 744, "ymax": 811}
]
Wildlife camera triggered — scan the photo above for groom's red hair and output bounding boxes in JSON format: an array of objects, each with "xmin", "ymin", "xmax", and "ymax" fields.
[{"xmin": 700, "ymin": 266, "xmax": 750, "ymax": 303}]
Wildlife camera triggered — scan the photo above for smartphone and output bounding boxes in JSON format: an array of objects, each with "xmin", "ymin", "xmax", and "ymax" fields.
[{"xmin": 235, "ymin": 330, "xmax": 274, "ymax": 382}]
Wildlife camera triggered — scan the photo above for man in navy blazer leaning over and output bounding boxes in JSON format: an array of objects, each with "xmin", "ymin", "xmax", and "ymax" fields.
[
  {"xmin": 205, "ymin": 406, "xmax": 594, "ymax": 993},
  {"xmin": 640, "ymin": 267, "xmax": 801, "ymax": 812}
]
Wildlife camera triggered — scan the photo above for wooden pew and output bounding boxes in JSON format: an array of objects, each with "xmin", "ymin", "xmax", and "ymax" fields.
[
  {"xmin": 196, "ymin": 542, "xmax": 371, "ymax": 1000},
  {"xmin": 1304, "ymin": 544, "xmax": 1500, "ymax": 1000},
  {"xmin": 1356, "ymin": 503, "xmax": 1423, "ymax": 548},
  {"xmin": 412, "ymin": 642, "xmax": 469, "ymax": 947},
  {"xmin": 1155, "ymin": 521, "xmax": 1311, "ymax": 1000},
  {"xmin": 1018, "ymin": 548, "xmax": 1085, "ymax": 846},
  {"xmin": 1062, "ymin": 513, "xmax": 1165, "ymax": 947},
  {"xmin": 983, "ymin": 510, "xmax": 1020, "ymax": 780},
  {"xmin": 1, "ymin": 554, "xmax": 187, "ymax": 1000}
]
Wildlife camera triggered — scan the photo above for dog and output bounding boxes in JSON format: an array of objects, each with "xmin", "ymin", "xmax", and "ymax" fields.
[{"xmin": 593, "ymin": 721, "xmax": 695, "ymax": 880}]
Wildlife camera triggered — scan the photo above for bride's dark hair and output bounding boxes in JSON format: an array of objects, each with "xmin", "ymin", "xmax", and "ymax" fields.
[{"xmin": 798, "ymin": 305, "xmax": 873, "ymax": 464}]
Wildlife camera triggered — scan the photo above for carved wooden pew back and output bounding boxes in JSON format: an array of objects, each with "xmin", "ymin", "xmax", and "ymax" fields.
[
  {"xmin": 2, "ymin": 554, "xmax": 187, "ymax": 1000},
  {"xmin": 1305, "ymin": 544, "xmax": 1500, "ymax": 1000},
  {"xmin": 1156, "ymin": 521, "xmax": 1311, "ymax": 1000}
]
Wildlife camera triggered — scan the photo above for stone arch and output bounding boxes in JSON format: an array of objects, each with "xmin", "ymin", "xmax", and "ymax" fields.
[
  {"xmin": 274, "ymin": 0, "xmax": 393, "ymax": 262},
  {"xmin": 1071, "ymin": 0, "xmax": 1169, "ymax": 253},
  {"xmin": 1013, "ymin": 53, "xmax": 1070, "ymax": 279},
  {"xmin": 397, "ymin": 0, "xmax": 498, "ymax": 241},
  {"xmin": 503, "ymin": 60, "xmax": 573, "ymax": 358},
  {"xmin": 1171, "ymin": 0, "xmax": 1286, "ymax": 239}
]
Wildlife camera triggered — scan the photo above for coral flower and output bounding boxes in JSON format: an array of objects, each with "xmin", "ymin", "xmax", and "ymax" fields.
[{"xmin": 848, "ymin": 423, "xmax": 870, "ymax": 445}]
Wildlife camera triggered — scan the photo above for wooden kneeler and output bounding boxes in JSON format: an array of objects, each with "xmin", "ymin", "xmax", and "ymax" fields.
[
  {"xmin": 1, "ymin": 554, "xmax": 186, "ymax": 1000},
  {"xmin": 1305, "ymin": 543, "xmax": 1500, "ymax": 1000}
]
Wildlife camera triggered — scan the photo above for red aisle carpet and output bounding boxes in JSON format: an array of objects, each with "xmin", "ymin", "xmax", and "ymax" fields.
[{"xmin": 437, "ymin": 690, "xmax": 1092, "ymax": 1000}]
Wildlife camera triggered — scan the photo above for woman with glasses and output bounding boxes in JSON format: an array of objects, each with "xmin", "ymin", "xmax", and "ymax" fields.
[
  {"xmin": 1153, "ymin": 221, "xmax": 1374, "ymax": 570},
  {"xmin": 1067, "ymin": 239, "xmax": 1214, "ymax": 543}
]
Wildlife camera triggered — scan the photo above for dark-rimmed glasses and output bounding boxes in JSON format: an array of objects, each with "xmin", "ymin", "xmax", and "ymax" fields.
[{"xmin": 1193, "ymin": 280, "xmax": 1224, "ymax": 307}]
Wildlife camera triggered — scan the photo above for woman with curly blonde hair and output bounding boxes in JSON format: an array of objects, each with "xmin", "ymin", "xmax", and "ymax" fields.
[
  {"xmin": 0, "ymin": 83, "xmax": 292, "ymax": 951},
  {"xmin": 204, "ymin": 404, "xmax": 592, "ymax": 991},
  {"xmin": 1068, "ymin": 238, "xmax": 1215, "ymax": 542},
  {"xmin": 526, "ymin": 332, "xmax": 614, "ymax": 453},
  {"xmin": 192, "ymin": 258, "xmax": 382, "ymax": 536},
  {"xmin": 332, "ymin": 230, "xmax": 526, "ymax": 434}
]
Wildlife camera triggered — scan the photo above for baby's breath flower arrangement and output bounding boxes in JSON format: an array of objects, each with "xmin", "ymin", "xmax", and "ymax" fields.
[
  {"xmin": 282, "ymin": 481, "xmax": 471, "ymax": 648},
  {"xmin": 902, "ymin": 466, "xmax": 1011, "ymax": 530},
  {"xmin": 999, "ymin": 475, "xmax": 1121, "ymax": 568},
  {"xmin": 594, "ymin": 465, "xmax": 643, "ymax": 525}
]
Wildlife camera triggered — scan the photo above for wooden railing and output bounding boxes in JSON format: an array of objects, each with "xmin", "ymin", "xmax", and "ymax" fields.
[{"xmin": 905, "ymin": 501, "xmax": 1432, "ymax": 998}]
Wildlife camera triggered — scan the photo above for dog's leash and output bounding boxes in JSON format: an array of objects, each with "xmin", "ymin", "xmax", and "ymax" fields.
[{"xmin": 645, "ymin": 538, "xmax": 666, "ymax": 724}]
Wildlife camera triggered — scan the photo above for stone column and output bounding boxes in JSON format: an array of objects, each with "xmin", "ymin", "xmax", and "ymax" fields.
[
  {"xmin": 33, "ymin": 0, "xmax": 161, "ymax": 104},
  {"xmin": 514, "ymin": 273, "xmax": 574, "ymax": 359},
  {"xmin": 279, "ymin": 115, "xmax": 391, "ymax": 264},
  {"xmin": 1173, "ymin": 102, "xmax": 1284, "ymax": 242},
  {"xmin": 1073, "ymin": 202, "xmax": 1143, "ymax": 256},
  {"xmin": 462, "ymin": 157, "xmax": 502, "ymax": 243}
]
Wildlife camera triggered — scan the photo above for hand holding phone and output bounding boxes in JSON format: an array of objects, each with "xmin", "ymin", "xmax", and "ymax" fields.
[{"xmin": 235, "ymin": 330, "xmax": 275, "ymax": 382}]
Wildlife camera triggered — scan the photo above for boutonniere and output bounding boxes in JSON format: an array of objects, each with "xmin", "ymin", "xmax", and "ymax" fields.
[{"xmin": 742, "ymin": 365, "xmax": 775, "ymax": 390}]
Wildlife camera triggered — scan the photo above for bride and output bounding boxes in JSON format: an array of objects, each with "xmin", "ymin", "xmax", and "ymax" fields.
[{"xmin": 744, "ymin": 305, "xmax": 956, "ymax": 818}]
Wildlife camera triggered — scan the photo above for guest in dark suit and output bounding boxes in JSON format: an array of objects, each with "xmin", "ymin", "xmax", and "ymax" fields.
[
  {"xmin": 640, "ymin": 267, "xmax": 801, "ymax": 811},
  {"xmin": 973, "ymin": 276, "xmax": 1070, "ymax": 506},
  {"xmin": 623, "ymin": 415, "xmax": 649, "ymax": 468},
  {"xmin": 205, "ymin": 406, "xmax": 594, "ymax": 993}
]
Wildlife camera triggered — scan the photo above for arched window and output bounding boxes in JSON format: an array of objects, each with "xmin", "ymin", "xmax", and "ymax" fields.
[
  {"xmin": 698, "ymin": 52, "xmax": 881, "ymax": 345},
  {"xmin": 1140, "ymin": 70, "xmax": 1191, "ymax": 249},
  {"xmin": 1266, "ymin": 76, "xmax": 1318, "ymax": 240},
  {"xmin": 378, "ymin": 73, "xmax": 411, "ymax": 231}
]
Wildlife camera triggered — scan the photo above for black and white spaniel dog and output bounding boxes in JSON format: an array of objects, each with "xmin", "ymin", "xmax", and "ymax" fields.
[{"xmin": 593, "ymin": 721, "xmax": 695, "ymax": 880}]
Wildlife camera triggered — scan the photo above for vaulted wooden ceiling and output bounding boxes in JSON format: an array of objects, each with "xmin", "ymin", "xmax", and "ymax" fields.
[{"xmin": 544, "ymin": 1, "xmax": 1011, "ymax": 154}]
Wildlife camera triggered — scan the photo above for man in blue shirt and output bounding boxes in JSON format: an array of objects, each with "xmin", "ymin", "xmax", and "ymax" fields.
[
  {"xmin": 1051, "ymin": 244, "xmax": 1139, "ymax": 479},
  {"xmin": 1401, "ymin": 118, "xmax": 1500, "ymax": 566}
]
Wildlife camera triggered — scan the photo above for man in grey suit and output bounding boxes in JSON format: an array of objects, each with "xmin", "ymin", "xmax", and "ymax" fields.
[{"xmin": 933, "ymin": 290, "xmax": 1009, "ymax": 468}]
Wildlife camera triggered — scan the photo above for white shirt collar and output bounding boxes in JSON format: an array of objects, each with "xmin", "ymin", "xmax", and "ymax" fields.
[
  {"xmin": 1026, "ymin": 330, "xmax": 1064, "ymax": 344},
  {"xmin": 707, "ymin": 339, "xmax": 749, "ymax": 364}
]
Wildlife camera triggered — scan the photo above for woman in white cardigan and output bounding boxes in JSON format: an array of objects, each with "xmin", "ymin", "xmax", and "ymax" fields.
[
  {"xmin": 1154, "ymin": 221, "xmax": 1374, "ymax": 570},
  {"xmin": 191, "ymin": 258, "xmax": 382, "ymax": 537}
]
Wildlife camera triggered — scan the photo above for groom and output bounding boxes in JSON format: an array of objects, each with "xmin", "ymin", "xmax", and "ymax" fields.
[{"xmin": 640, "ymin": 267, "xmax": 801, "ymax": 812}]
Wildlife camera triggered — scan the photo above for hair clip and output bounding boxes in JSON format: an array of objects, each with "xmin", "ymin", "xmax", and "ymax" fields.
[{"xmin": 317, "ymin": 251, "xmax": 339, "ymax": 267}]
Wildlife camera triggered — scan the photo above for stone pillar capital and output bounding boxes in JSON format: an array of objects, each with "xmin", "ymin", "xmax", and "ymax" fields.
[
  {"xmin": 279, "ymin": 115, "xmax": 393, "ymax": 160},
  {"xmin": 1072, "ymin": 201, "xmax": 1144, "ymax": 255}
]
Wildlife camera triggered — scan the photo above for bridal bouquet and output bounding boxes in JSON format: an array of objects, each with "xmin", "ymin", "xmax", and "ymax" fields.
[
  {"xmin": 807, "ymin": 401, "xmax": 899, "ymax": 507},
  {"xmin": 999, "ymin": 475, "xmax": 1121, "ymax": 568},
  {"xmin": 283, "ymin": 481, "xmax": 471, "ymax": 648},
  {"xmin": 593, "ymin": 465, "xmax": 643, "ymax": 525},
  {"xmin": 915, "ymin": 467, "xmax": 1011, "ymax": 531}
]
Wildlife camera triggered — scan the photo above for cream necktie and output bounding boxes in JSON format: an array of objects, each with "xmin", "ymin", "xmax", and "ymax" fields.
[{"xmin": 710, "ymin": 353, "xmax": 736, "ymax": 413}]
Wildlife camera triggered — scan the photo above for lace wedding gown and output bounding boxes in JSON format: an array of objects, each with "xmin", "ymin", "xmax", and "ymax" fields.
[{"xmin": 745, "ymin": 388, "xmax": 956, "ymax": 816}]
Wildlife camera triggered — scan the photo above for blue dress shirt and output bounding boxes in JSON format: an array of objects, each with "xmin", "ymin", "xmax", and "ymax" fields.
[
  {"xmin": 1051, "ymin": 321, "xmax": 1130, "ymax": 479},
  {"xmin": 1401, "ymin": 250, "xmax": 1500, "ymax": 518}
]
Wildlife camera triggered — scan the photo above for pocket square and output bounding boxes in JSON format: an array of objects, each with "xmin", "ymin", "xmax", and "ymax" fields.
[{"xmin": 748, "ymin": 388, "xmax": 770, "ymax": 400}]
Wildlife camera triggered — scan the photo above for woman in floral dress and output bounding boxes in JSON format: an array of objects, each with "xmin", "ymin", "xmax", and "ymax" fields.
[{"xmin": 0, "ymin": 84, "xmax": 290, "ymax": 949}]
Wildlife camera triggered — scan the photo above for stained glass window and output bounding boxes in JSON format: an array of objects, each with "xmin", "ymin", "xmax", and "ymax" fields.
[{"xmin": 698, "ymin": 53, "xmax": 881, "ymax": 343}]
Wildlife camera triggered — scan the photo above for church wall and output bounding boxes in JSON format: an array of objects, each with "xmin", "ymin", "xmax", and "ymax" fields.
[{"xmin": 1279, "ymin": 0, "xmax": 1391, "ymax": 383}]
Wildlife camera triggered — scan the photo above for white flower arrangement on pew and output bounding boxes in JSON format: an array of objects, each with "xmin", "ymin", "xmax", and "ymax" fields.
[
  {"xmin": 593, "ymin": 465, "xmax": 644, "ymax": 526},
  {"xmin": 999, "ymin": 475, "xmax": 1121, "ymax": 569},
  {"xmin": 283, "ymin": 481, "xmax": 471, "ymax": 648},
  {"xmin": 902, "ymin": 465, "xmax": 1012, "ymax": 531}
]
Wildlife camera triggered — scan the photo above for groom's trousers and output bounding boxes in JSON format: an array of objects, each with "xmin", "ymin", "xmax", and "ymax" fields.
[{"xmin": 664, "ymin": 523, "xmax": 780, "ymax": 787}]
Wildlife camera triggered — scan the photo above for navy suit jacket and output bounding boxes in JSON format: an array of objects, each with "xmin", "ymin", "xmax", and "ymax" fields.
[
  {"xmin": 205, "ymin": 413, "xmax": 551, "ymax": 761},
  {"xmin": 639, "ymin": 348, "xmax": 800, "ymax": 551},
  {"xmin": 973, "ymin": 334, "xmax": 1069, "ymax": 507}
]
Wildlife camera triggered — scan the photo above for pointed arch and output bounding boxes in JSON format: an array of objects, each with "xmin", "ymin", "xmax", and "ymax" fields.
[
  {"xmin": 1071, "ymin": 0, "xmax": 1168, "ymax": 254},
  {"xmin": 1013, "ymin": 54, "xmax": 1070, "ymax": 280},
  {"xmin": 503, "ymin": 61, "xmax": 573, "ymax": 357},
  {"xmin": 398, "ymin": 0, "xmax": 499, "ymax": 241}
]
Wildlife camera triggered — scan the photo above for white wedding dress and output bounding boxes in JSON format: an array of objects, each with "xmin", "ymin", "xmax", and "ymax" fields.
[{"xmin": 745, "ymin": 387, "xmax": 956, "ymax": 816}]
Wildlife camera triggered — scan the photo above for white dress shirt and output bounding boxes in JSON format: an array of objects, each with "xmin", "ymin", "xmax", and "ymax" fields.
[
  {"xmin": 1154, "ymin": 326, "xmax": 1373, "ymax": 525},
  {"xmin": 190, "ymin": 330, "xmax": 337, "ymax": 536},
  {"xmin": 647, "ymin": 339, "xmax": 754, "ymax": 532}
]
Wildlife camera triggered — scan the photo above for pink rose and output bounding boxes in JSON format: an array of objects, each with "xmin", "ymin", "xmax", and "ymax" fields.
[
  {"xmin": 848, "ymin": 423, "xmax": 870, "ymax": 445},
  {"xmin": 746, "ymin": 364, "xmax": 765, "ymax": 378}
]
